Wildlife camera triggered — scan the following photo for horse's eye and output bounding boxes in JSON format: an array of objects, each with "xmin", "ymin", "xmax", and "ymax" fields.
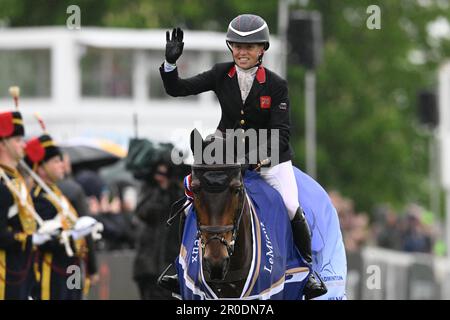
[
  {"xmin": 231, "ymin": 185, "xmax": 242, "ymax": 195},
  {"xmin": 191, "ymin": 185, "xmax": 201, "ymax": 194}
]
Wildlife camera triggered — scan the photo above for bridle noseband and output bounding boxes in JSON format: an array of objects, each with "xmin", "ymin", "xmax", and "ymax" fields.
[{"xmin": 198, "ymin": 190, "xmax": 246, "ymax": 257}]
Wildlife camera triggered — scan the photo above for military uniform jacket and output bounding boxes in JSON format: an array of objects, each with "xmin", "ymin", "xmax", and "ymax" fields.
[
  {"xmin": 160, "ymin": 62, "xmax": 293, "ymax": 164},
  {"xmin": 32, "ymin": 184, "xmax": 94, "ymax": 300},
  {"xmin": 0, "ymin": 164, "xmax": 36, "ymax": 299},
  {"xmin": 32, "ymin": 184, "xmax": 82, "ymax": 270}
]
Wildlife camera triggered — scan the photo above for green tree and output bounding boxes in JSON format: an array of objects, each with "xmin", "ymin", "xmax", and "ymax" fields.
[
  {"xmin": 287, "ymin": 0, "xmax": 449, "ymax": 212},
  {"xmin": 0, "ymin": 0, "xmax": 278, "ymax": 30}
]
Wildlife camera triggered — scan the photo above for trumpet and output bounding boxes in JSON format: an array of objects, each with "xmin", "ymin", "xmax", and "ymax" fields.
[{"xmin": 0, "ymin": 167, "xmax": 74, "ymax": 257}]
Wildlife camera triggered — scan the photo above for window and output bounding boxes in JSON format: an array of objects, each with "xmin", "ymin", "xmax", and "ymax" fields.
[
  {"xmin": 0, "ymin": 49, "xmax": 51, "ymax": 98},
  {"xmin": 80, "ymin": 47, "xmax": 133, "ymax": 98},
  {"xmin": 147, "ymin": 50, "xmax": 167, "ymax": 99}
]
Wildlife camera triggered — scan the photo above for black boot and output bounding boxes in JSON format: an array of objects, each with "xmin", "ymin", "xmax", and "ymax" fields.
[
  {"xmin": 157, "ymin": 264, "xmax": 180, "ymax": 295},
  {"xmin": 291, "ymin": 207, "xmax": 328, "ymax": 300},
  {"xmin": 158, "ymin": 213, "xmax": 187, "ymax": 294}
]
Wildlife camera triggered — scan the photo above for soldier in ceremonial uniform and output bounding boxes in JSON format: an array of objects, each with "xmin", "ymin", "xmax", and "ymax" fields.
[
  {"xmin": 25, "ymin": 134, "xmax": 100, "ymax": 300},
  {"xmin": 0, "ymin": 110, "xmax": 44, "ymax": 300}
]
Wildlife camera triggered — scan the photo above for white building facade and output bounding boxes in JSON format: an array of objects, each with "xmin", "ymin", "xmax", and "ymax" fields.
[{"xmin": 0, "ymin": 27, "xmax": 282, "ymax": 151}]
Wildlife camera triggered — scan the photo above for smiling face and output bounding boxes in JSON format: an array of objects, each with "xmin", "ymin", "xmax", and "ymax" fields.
[{"xmin": 230, "ymin": 42, "xmax": 265, "ymax": 69}]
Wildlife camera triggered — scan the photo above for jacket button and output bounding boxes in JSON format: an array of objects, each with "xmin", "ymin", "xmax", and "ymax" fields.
[
  {"xmin": 240, "ymin": 120, "xmax": 245, "ymax": 125},
  {"xmin": 241, "ymin": 110, "xmax": 244, "ymax": 115}
]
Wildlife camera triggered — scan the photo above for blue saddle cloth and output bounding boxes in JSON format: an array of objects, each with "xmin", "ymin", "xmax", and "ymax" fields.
[{"xmin": 176, "ymin": 169, "xmax": 310, "ymax": 300}]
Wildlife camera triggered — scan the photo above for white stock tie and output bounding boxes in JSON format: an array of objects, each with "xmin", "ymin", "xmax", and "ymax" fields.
[{"xmin": 236, "ymin": 65, "xmax": 258, "ymax": 103}]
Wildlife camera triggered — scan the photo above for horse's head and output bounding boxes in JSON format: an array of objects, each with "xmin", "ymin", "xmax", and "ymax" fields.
[
  {"xmin": 188, "ymin": 128, "xmax": 248, "ymax": 281},
  {"xmin": 191, "ymin": 163, "xmax": 245, "ymax": 281}
]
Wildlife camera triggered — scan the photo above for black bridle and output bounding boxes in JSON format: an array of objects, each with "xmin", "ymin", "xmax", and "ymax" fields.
[
  {"xmin": 192, "ymin": 164, "xmax": 247, "ymax": 257},
  {"xmin": 198, "ymin": 188, "xmax": 246, "ymax": 257}
]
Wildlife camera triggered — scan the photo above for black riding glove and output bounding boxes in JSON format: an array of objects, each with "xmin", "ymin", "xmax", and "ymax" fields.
[{"xmin": 165, "ymin": 27, "xmax": 184, "ymax": 64}]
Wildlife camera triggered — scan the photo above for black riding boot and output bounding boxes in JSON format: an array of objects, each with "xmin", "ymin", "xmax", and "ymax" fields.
[
  {"xmin": 157, "ymin": 213, "xmax": 187, "ymax": 295},
  {"xmin": 291, "ymin": 207, "xmax": 328, "ymax": 300}
]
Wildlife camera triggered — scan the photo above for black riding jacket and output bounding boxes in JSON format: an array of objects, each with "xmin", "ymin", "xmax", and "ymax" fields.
[{"xmin": 160, "ymin": 62, "xmax": 293, "ymax": 164}]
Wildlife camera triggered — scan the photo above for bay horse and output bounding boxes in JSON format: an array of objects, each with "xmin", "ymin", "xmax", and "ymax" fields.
[
  {"xmin": 173, "ymin": 129, "xmax": 309, "ymax": 299},
  {"xmin": 190, "ymin": 162, "xmax": 252, "ymax": 297}
]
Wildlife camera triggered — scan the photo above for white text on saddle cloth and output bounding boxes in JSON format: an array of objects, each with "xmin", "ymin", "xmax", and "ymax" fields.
[
  {"xmin": 191, "ymin": 239, "xmax": 200, "ymax": 264},
  {"xmin": 261, "ymin": 222, "xmax": 274, "ymax": 274}
]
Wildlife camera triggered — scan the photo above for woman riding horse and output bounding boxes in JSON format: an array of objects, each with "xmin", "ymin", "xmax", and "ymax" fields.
[{"xmin": 159, "ymin": 14, "xmax": 327, "ymax": 299}]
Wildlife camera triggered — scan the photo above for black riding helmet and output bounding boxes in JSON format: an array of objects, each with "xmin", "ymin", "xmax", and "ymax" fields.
[{"xmin": 226, "ymin": 14, "xmax": 270, "ymax": 55}]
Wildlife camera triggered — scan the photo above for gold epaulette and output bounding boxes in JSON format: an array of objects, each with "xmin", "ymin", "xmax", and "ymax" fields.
[
  {"xmin": 33, "ymin": 186, "xmax": 42, "ymax": 198},
  {"xmin": 14, "ymin": 232, "xmax": 28, "ymax": 251}
]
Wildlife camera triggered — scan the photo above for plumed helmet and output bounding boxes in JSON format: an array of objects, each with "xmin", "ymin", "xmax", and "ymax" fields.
[
  {"xmin": 24, "ymin": 134, "xmax": 62, "ymax": 169},
  {"xmin": 226, "ymin": 14, "xmax": 270, "ymax": 50}
]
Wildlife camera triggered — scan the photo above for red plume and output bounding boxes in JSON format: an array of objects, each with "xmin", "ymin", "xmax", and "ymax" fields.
[
  {"xmin": 34, "ymin": 113, "xmax": 47, "ymax": 134},
  {"xmin": 25, "ymin": 138, "xmax": 45, "ymax": 163},
  {"xmin": 0, "ymin": 112, "xmax": 14, "ymax": 138}
]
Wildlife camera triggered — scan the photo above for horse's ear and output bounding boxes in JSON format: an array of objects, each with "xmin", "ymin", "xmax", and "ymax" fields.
[
  {"xmin": 240, "ymin": 163, "xmax": 249, "ymax": 177},
  {"xmin": 190, "ymin": 128, "xmax": 204, "ymax": 155}
]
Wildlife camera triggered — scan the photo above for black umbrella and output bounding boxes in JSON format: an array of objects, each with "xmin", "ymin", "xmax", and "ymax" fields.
[{"xmin": 61, "ymin": 138, "xmax": 127, "ymax": 172}]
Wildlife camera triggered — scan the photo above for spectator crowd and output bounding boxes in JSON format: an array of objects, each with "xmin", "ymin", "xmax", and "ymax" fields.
[{"xmin": 329, "ymin": 190, "xmax": 444, "ymax": 256}]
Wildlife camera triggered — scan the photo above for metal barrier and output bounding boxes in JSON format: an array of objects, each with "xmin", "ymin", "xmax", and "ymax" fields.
[
  {"xmin": 86, "ymin": 247, "xmax": 450, "ymax": 299},
  {"xmin": 87, "ymin": 250, "xmax": 140, "ymax": 300},
  {"xmin": 347, "ymin": 246, "xmax": 450, "ymax": 300}
]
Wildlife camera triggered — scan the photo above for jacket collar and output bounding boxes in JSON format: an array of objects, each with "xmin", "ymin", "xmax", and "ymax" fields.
[
  {"xmin": 228, "ymin": 65, "xmax": 266, "ymax": 84},
  {"xmin": 255, "ymin": 66, "xmax": 266, "ymax": 84},
  {"xmin": 228, "ymin": 65, "xmax": 237, "ymax": 78},
  {"xmin": 0, "ymin": 163, "xmax": 19, "ymax": 177}
]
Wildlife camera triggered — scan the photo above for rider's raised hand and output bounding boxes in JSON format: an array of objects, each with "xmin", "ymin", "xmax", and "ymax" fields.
[{"xmin": 165, "ymin": 27, "xmax": 184, "ymax": 64}]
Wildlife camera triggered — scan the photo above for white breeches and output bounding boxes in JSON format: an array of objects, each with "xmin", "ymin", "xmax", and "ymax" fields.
[{"xmin": 258, "ymin": 160, "xmax": 300, "ymax": 220}]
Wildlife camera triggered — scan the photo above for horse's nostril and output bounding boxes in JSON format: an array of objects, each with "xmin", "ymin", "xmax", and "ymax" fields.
[
  {"xmin": 204, "ymin": 258, "xmax": 212, "ymax": 274},
  {"xmin": 204, "ymin": 255, "xmax": 230, "ymax": 281},
  {"xmin": 222, "ymin": 257, "xmax": 230, "ymax": 276}
]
